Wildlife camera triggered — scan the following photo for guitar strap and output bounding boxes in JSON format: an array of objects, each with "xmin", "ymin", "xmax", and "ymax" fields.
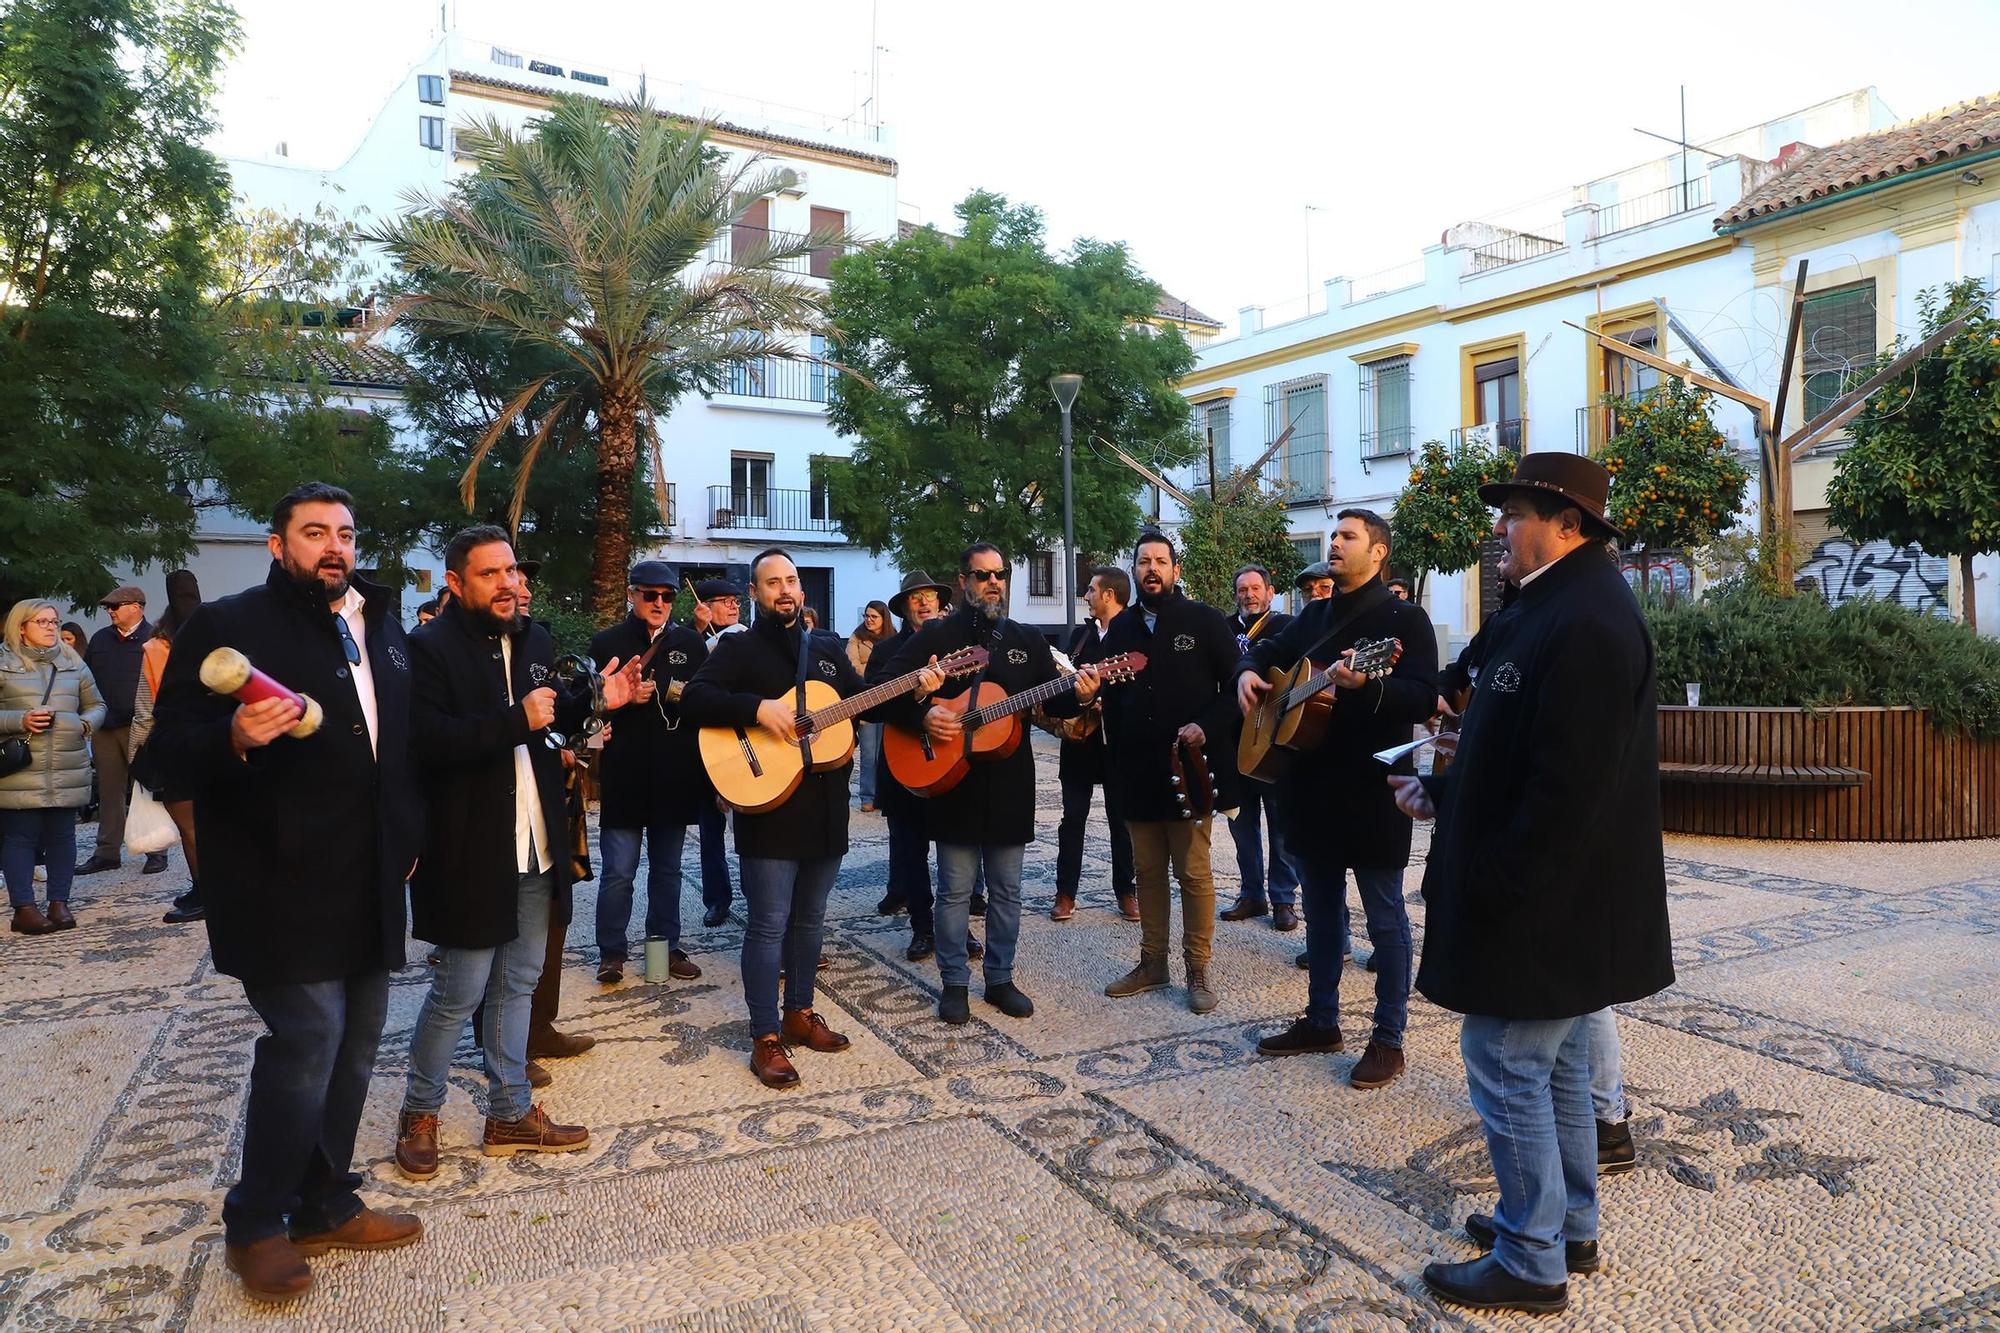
[
  {"xmin": 959, "ymin": 611, "xmax": 1004, "ymax": 762},
  {"xmin": 1288, "ymin": 582, "xmax": 1393, "ymax": 672},
  {"xmin": 792, "ymin": 624, "xmax": 815, "ymax": 771}
]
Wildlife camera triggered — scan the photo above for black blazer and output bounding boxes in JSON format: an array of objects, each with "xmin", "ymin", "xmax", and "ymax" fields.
[
  {"xmin": 866, "ymin": 623, "xmax": 927, "ymax": 823},
  {"xmin": 407, "ymin": 600, "xmax": 592, "ymax": 948},
  {"xmin": 150, "ymin": 563, "xmax": 421, "ymax": 985},
  {"xmin": 590, "ymin": 616, "xmax": 710, "ymax": 828},
  {"xmin": 1238, "ymin": 585, "xmax": 1440, "ymax": 869},
  {"xmin": 1097, "ymin": 593, "xmax": 1242, "ymax": 823},
  {"xmin": 1415, "ymin": 545, "xmax": 1675, "ymax": 1019},
  {"xmin": 1055, "ymin": 621, "xmax": 1114, "ymax": 785},
  {"xmin": 681, "ymin": 613, "xmax": 863, "ymax": 861}
]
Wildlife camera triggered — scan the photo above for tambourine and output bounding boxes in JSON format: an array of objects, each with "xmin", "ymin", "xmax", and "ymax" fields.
[
  {"xmin": 1168, "ymin": 735, "xmax": 1215, "ymax": 820},
  {"xmin": 544, "ymin": 652, "xmax": 606, "ymax": 751},
  {"xmin": 198, "ymin": 647, "xmax": 322, "ymax": 738}
]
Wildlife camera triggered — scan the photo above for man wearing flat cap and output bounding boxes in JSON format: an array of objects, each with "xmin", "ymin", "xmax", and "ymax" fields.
[
  {"xmin": 77, "ymin": 586, "xmax": 155, "ymax": 873},
  {"xmin": 1389, "ymin": 453, "xmax": 1672, "ymax": 1315},
  {"xmin": 689, "ymin": 575, "xmax": 744, "ymax": 924},
  {"xmin": 590, "ymin": 560, "xmax": 710, "ymax": 985}
]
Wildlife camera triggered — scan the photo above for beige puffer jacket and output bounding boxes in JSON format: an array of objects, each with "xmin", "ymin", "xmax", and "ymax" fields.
[{"xmin": 0, "ymin": 644, "xmax": 106, "ymax": 810}]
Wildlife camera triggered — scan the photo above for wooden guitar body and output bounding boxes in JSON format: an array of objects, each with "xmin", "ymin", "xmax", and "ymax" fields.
[
  {"xmin": 1238, "ymin": 661, "xmax": 1315, "ymax": 784},
  {"xmin": 1276, "ymin": 659, "xmax": 1337, "ymax": 754},
  {"xmin": 699, "ymin": 679, "xmax": 855, "ymax": 813},
  {"xmin": 882, "ymin": 682, "xmax": 1022, "ymax": 797}
]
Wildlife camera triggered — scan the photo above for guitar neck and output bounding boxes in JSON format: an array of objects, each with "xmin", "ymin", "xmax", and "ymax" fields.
[
  {"xmin": 1282, "ymin": 665, "xmax": 1340, "ymax": 711},
  {"xmin": 807, "ymin": 663, "xmax": 942, "ymax": 729},
  {"xmin": 965, "ymin": 670, "xmax": 1081, "ymax": 728}
]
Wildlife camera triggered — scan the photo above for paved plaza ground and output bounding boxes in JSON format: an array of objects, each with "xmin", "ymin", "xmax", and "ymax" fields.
[{"xmin": 3, "ymin": 733, "xmax": 1998, "ymax": 1330}]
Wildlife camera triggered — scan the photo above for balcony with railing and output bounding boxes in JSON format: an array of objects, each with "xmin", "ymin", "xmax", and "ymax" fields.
[
  {"xmin": 1464, "ymin": 228, "xmax": 1564, "ymax": 274},
  {"xmin": 720, "ymin": 355, "xmax": 832, "ymax": 404},
  {"xmin": 1360, "ymin": 423, "xmax": 1415, "ymax": 461},
  {"xmin": 1449, "ymin": 419, "xmax": 1526, "ymax": 457},
  {"xmin": 1593, "ymin": 177, "xmax": 1712, "ymax": 237},
  {"xmin": 704, "ymin": 223, "xmax": 851, "ymax": 278},
  {"xmin": 704, "ymin": 486, "xmax": 843, "ymax": 536}
]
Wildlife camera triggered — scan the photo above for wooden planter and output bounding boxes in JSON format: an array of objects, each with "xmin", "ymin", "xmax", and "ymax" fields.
[{"xmin": 1657, "ymin": 706, "xmax": 2000, "ymax": 841}]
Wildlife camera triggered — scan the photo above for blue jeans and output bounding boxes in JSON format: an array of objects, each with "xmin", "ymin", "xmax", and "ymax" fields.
[
  {"xmin": 936, "ymin": 843, "xmax": 1022, "ymax": 987},
  {"xmin": 886, "ymin": 811, "xmax": 933, "ymax": 933},
  {"xmin": 740, "ymin": 855, "xmax": 841, "ymax": 1036},
  {"xmin": 226, "ymin": 970, "xmax": 390, "ymax": 1246},
  {"xmin": 856, "ymin": 723, "xmax": 881, "ymax": 805},
  {"xmin": 1298, "ymin": 862, "xmax": 1408, "ymax": 1045},
  {"xmin": 1, "ymin": 806, "xmax": 74, "ymax": 907},
  {"xmin": 404, "ymin": 872, "xmax": 552, "ymax": 1125},
  {"xmin": 597, "ymin": 821, "xmax": 688, "ymax": 958},
  {"xmin": 1585, "ymin": 1007, "xmax": 1625, "ymax": 1122},
  {"xmin": 1460, "ymin": 1014, "xmax": 1599, "ymax": 1287},
  {"xmin": 697, "ymin": 800, "xmax": 732, "ymax": 912},
  {"xmin": 1226, "ymin": 787, "xmax": 1297, "ymax": 907}
]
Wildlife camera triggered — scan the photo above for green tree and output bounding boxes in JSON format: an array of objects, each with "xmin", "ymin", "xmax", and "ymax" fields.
[
  {"xmin": 1174, "ymin": 473, "xmax": 1303, "ymax": 608},
  {"xmin": 1597, "ymin": 374, "xmax": 1749, "ymax": 559},
  {"xmin": 1826, "ymin": 277, "xmax": 2000, "ymax": 629},
  {"xmin": 823, "ymin": 191, "xmax": 1196, "ymax": 577},
  {"xmin": 372, "ymin": 96, "xmax": 835, "ymax": 622},
  {"xmin": 1389, "ymin": 439, "xmax": 1501, "ymax": 601}
]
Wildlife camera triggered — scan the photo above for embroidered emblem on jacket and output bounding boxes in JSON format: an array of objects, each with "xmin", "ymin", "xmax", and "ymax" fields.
[
  {"xmin": 529, "ymin": 662, "xmax": 550, "ymax": 683},
  {"xmin": 386, "ymin": 646, "xmax": 408, "ymax": 670},
  {"xmin": 1488, "ymin": 661, "xmax": 1523, "ymax": 693},
  {"xmin": 667, "ymin": 649, "xmax": 688, "ymax": 665},
  {"xmin": 817, "ymin": 659, "xmax": 837, "ymax": 677},
  {"xmin": 1173, "ymin": 634, "xmax": 1196, "ymax": 652},
  {"xmin": 1007, "ymin": 648, "xmax": 1029, "ymax": 665}
]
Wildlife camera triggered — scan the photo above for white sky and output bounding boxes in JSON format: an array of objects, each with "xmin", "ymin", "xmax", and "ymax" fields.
[{"xmin": 211, "ymin": 0, "xmax": 2000, "ymax": 324}]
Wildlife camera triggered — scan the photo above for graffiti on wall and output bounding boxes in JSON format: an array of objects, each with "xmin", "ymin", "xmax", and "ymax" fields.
[
  {"xmin": 1797, "ymin": 537, "xmax": 1948, "ymax": 616},
  {"xmin": 1619, "ymin": 549, "xmax": 1695, "ymax": 601}
]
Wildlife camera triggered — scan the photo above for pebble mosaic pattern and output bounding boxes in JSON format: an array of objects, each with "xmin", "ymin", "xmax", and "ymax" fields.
[{"xmin": 2, "ymin": 733, "xmax": 1996, "ymax": 1331}]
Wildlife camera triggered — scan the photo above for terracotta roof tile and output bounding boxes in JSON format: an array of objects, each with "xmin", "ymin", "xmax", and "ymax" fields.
[
  {"xmin": 1154, "ymin": 292, "xmax": 1221, "ymax": 328},
  {"xmin": 1721, "ymin": 94, "xmax": 2000, "ymax": 225}
]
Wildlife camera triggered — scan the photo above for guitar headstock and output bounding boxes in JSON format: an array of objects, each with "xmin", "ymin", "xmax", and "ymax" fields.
[
  {"xmin": 938, "ymin": 645, "xmax": 990, "ymax": 678},
  {"xmin": 1347, "ymin": 637, "xmax": 1402, "ymax": 680},
  {"xmin": 1092, "ymin": 651, "xmax": 1148, "ymax": 684}
]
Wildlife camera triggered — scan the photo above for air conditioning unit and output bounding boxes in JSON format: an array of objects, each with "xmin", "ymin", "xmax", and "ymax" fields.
[{"xmin": 780, "ymin": 170, "xmax": 809, "ymax": 198}]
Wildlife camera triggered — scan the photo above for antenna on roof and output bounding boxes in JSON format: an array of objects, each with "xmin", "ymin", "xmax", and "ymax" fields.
[{"xmin": 1633, "ymin": 85, "xmax": 1728, "ymax": 214}]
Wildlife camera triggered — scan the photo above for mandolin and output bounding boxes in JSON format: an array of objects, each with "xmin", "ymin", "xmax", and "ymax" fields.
[
  {"xmin": 1237, "ymin": 637, "xmax": 1402, "ymax": 784},
  {"xmin": 700, "ymin": 645, "xmax": 988, "ymax": 813},
  {"xmin": 884, "ymin": 651, "xmax": 1148, "ymax": 798}
]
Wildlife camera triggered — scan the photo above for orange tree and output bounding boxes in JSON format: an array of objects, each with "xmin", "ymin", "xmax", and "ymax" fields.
[
  {"xmin": 1389, "ymin": 438, "xmax": 1502, "ymax": 602},
  {"xmin": 1597, "ymin": 374, "xmax": 1748, "ymax": 556}
]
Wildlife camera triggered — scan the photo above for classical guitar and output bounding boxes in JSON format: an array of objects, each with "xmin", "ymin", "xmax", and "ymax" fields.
[
  {"xmin": 700, "ymin": 646, "xmax": 988, "ymax": 813},
  {"xmin": 885, "ymin": 651, "xmax": 1148, "ymax": 798},
  {"xmin": 1237, "ymin": 637, "xmax": 1403, "ymax": 784}
]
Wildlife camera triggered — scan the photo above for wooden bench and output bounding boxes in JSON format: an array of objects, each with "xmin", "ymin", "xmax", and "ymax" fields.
[{"xmin": 1658, "ymin": 762, "xmax": 1867, "ymax": 788}]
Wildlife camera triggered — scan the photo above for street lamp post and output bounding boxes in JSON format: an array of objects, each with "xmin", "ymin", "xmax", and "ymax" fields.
[{"xmin": 1049, "ymin": 373, "xmax": 1083, "ymax": 638}]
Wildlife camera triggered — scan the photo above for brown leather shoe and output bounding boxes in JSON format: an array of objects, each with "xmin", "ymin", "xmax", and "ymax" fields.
[
  {"xmin": 290, "ymin": 1205, "xmax": 423, "ymax": 1256},
  {"xmin": 1105, "ymin": 958, "xmax": 1171, "ymax": 998},
  {"xmin": 1219, "ymin": 898, "xmax": 1269, "ymax": 922},
  {"xmin": 1117, "ymin": 895, "xmax": 1141, "ymax": 923},
  {"xmin": 225, "ymin": 1235, "xmax": 313, "ymax": 1302},
  {"xmin": 750, "ymin": 1034, "xmax": 799, "ymax": 1088},
  {"xmin": 526, "ymin": 1059, "xmax": 552, "ymax": 1089},
  {"xmin": 668, "ymin": 948, "xmax": 702, "ymax": 980},
  {"xmin": 1050, "ymin": 893, "xmax": 1076, "ymax": 922},
  {"xmin": 483, "ymin": 1104, "xmax": 588, "ymax": 1156},
  {"xmin": 781, "ymin": 1008, "xmax": 851, "ymax": 1053},
  {"xmin": 1349, "ymin": 1040, "xmax": 1406, "ymax": 1089},
  {"xmin": 10, "ymin": 904, "xmax": 54, "ymax": 935},
  {"xmin": 1271, "ymin": 903, "xmax": 1300, "ymax": 932},
  {"xmin": 395, "ymin": 1110, "xmax": 440, "ymax": 1180},
  {"xmin": 527, "ymin": 1027, "xmax": 596, "ymax": 1060},
  {"xmin": 45, "ymin": 900, "xmax": 75, "ymax": 929}
]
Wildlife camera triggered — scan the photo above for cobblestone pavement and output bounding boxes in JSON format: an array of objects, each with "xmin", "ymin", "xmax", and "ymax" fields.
[{"xmin": 3, "ymin": 734, "xmax": 1998, "ymax": 1331}]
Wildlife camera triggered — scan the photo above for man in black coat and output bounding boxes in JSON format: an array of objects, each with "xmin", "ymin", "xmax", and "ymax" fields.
[
  {"xmin": 75, "ymin": 585, "xmax": 154, "ymax": 873},
  {"xmin": 1220, "ymin": 563, "xmax": 1299, "ymax": 929},
  {"xmin": 1237, "ymin": 509, "xmax": 1439, "ymax": 1090},
  {"xmin": 1098, "ymin": 533, "xmax": 1241, "ymax": 1014},
  {"xmin": 1048, "ymin": 565, "xmax": 1137, "ymax": 923},
  {"xmin": 868, "ymin": 570, "xmax": 955, "ymax": 960},
  {"xmin": 590, "ymin": 559, "xmax": 710, "ymax": 985},
  {"xmin": 692, "ymin": 576, "xmax": 744, "ymax": 926},
  {"xmin": 394, "ymin": 526, "xmax": 636, "ymax": 1182},
  {"xmin": 877, "ymin": 542, "xmax": 1097, "ymax": 1026},
  {"xmin": 150, "ymin": 482, "xmax": 424, "ymax": 1302},
  {"xmin": 1390, "ymin": 454, "xmax": 1673, "ymax": 1315}
]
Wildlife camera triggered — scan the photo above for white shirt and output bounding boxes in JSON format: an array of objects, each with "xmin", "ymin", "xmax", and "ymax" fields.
[
  {"xmin": 335, "ymin": 588, "xmax": 379, "ymax": 757},
  {"xmin": 498, "ymin": 634, "xmax": 553, "ymax": 875},
  {"xmin": 1517, "ymin": 546, "xmax": 1577, "ymax": 589}
]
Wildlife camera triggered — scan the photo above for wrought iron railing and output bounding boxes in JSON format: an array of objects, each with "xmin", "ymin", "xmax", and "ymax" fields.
[
  {"xmin": 1278, "ymin": 449, "xmax": 1332, "ymax": 503},
  {"xmin": 705, "ymin": 485, "xmax": 841, "ymax": 534},
  {"xmin": 706, "ymin": 223, "xmax": 812, "ymax": 275},
  {"xmin": 1594, "ymin": 177, "xmax": 1712, "ymax": 237},
  {"xmin": 1465, "ymin": 229, "xmax": 1564, "ymax": 273},
  {"xmin": 722, "ymin": 355, "xmax": 831, "ymax": 403},
  {"xmin": 1449, "ymin": 419, "xmax": 1525, "ymax": 456},
  {"xmin": 1360, "ymin": 424, "xmax": 1414, "ymax": 460}
]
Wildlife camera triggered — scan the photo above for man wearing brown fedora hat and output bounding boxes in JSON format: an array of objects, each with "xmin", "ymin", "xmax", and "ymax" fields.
[
  {"xmin": 869, "ymin": 570, "xmax": 955, "ymax": 957},
  {"xmin": 1389, "ymin": 452, "xmax": 1672, "ymax": 1314}
]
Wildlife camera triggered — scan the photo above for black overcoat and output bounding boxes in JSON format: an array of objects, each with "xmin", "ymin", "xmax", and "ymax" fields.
[
  {"xmin": 1097, "ymin": 593, "xmax": 1242, "ymax": 823},
  {"xmin": 866, "ymin": 623, "xmax": 926, "ymax": 823},
  {"xmin": 1238, "ymin": 585, "xmax": 1440, "ymax": 869},
  {"xmin": 876, "ymin": 605, "xmax": 1079, "ymax": 846},
  {"xmin": 150, "ymin": 564, "xmax": 420, "ymax": 985},
  {"xmin": 1415, "ymin": 545, "xmax": 1674, "ymax": 1019},
  {"xmin": 681, "ymin": 613, "xmax": 862, "ymax": 861},
  {"xmin": 1055, "ymin": 621, "xmax": 1113, "ymax": 786},
  {"xmin": 590, "ymin": 616, "xmax": 711, "ymax": 828},
  {"xmin": 407, "ymin": 600, "xmax": 592, "ymax": 948}
]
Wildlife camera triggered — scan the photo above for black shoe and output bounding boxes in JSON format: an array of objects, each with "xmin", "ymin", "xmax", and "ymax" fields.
[
  {"xmin": 1295, "ymin": 949, "xmax": 1311, "ymax": 970},
  {"xmin": 969, "ymin": 892, "xmax": 987, "ymax": 918},
  {"xmin": 142, "ymin": 851, "xmax": 168, "ymax": 874},
  {"xmin": 161, "ymin": 901, "xmax": 205, "ymax": 924},
  {"xmin": 983, "ymin": 981, "xmax": 1034, "ymax": 1019},
  {"xmin": 701, "ymin": 905, "xmax": 730, "ymax": 928},
  {"xmin": 1462, "ymin": 1213, "xmax": 1600, "ymax": 1275},
  {"xmin": 1256, "ymin": 1017, "xmax": 1343, "ymax": 1057},
  {"xmin": 1421, "ymin": 1255, "xmax": 1567, "ymax": 1314},
  {"xmin": 73, "ymin": 854, "xmax": 118, "ymax": 876},
  {"xmin": 1364, "ymin": 951, "xmax": 1379, "ymax": 973},
  {"xmin": 939, "ymin": 984, "xmax": 970, "ymax": 1025},
  {"xmin": 1271, "ymin": 903, "xmax": 1300, "ymax": 931},
  {"xmin": 876, "ymin": 893, "xmax": 907, "ymax": 916},
  {"xmin": 967, "ymin": 935, "xmax": 984, "ymax": 961},
  {"xmin": 1598, "ymin": 1118, "xmax": 1636, "ymax": 1174},
  {"xmin": 597, "ymin": 956, "xmax": 625, "ymax": 984},
  {"xmin": 906, "ymin": 932, "xmax": 935, "ymax": 962}
]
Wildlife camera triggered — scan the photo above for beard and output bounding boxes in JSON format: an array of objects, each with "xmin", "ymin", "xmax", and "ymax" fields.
[
  {"xmin": 972, "ymin": 593, "xmax": 1004, "ymax": 623},
  {"xmin": 1137, "ymin": 579, "xmax": 1171, "ymax": 609},
  {"xmin": 472, "ymin": 602, "xmax": 524, "ymax": 635},
  {"xmin": 286, "ymin": 557, "xmax": 350, "ymax": 603}
]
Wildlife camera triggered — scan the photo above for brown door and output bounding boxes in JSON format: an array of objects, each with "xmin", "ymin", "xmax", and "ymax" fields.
[
  {"xmin": 809, "ymin": 206, "xmax": 846, "ymax": 278},
  {"xmin": 733, "ymin": 198, "xmax": 770, "ymax": 261}
]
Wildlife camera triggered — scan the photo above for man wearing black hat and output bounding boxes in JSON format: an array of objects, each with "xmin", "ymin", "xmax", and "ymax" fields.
[
  {"xmin": 1390, "ymin": 453, "xmax": 1672, "ymax": 1315},
  {"xmin": 590, "ymin": 560, "xmax": 710, "ymax": 985},
  {"xmin": 77, "ymin": 585, "xmax": 155, "ymax": 874},
  {"xmin": 869, "ymin": 570, "xmax": 954, "ymax": 959},
  {"xmin": 692, "ymin": 576, "xmax": 743, "ymax": 926}
]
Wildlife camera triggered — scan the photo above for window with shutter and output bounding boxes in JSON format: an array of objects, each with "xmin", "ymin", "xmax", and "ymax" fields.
[{"xmin": 1801, "ymin": 282, "xmax": 1877, "ymax": 424}]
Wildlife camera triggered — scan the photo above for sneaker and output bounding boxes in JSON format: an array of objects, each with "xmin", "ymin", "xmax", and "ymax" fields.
[
  {"xmin": 394, "ymin": 1110, "xmax": 440, "ymax": 1180},
  {"xmin": 597, "ymin": 956, "xmax": 625, "ymax": 985},
  {"xmin": 482, "ymin": 1104, "xmax": 588, "ymax": 1157},
  {"xmin": 1186, "ymin": 969, "xmax": 1217, "ymax": 1014},
  {"xmin": 1104, "ymin": 959, "xmax": 1170, "ymax": 998},
  {"xmin": 938, "ymin": 984, "xmax": 971, "ymax": 1025},
  {"xmin": 1348, "ymin": 1040, "xmax": 1405, "ymax": 1089},
  {"xmin": 1462, "ymin": 1213, "xmax": 1600, "ymax": 1275},
  {"xmin": 1257, "ymin": 1017, "xmax": 1344, "ymax": 1057},
  {"xmin": 984, "ymin": 981, "xmax": 1034, "ymax": 1019},
  {"xmin": 906, "ymin": 932, "xmax": 935, "ymax": 962},
  {"xmin": 1598, "ymin": 1118, "xmax": 1636, "ymax": 1174}
]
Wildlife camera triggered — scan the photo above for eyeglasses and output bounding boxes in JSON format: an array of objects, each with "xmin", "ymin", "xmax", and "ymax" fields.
[
  {"xmin": 967, "ymin": 569, "xmax": 1007, "ymax": 583},
  {"xmin": 331, "ymin": 613, "xmax": 361, "ymax": 665},
  {"xmin": 26, "ymin": 617, "xmax": 59, "ymax": 628},
  {"xmin": 632, "ymin": 588, "xmax": 674, "ymax": 603}
]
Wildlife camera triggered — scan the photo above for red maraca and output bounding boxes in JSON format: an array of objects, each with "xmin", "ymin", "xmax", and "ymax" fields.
[{"xmin": 198, "ymin": 647, "xmax": 324, "ymax": 738}]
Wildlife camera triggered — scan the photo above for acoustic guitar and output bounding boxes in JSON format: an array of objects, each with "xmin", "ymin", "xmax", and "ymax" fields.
[
  {"xmin": 1237, "ymin": 637, "xmax": 1403, "ymax": 784},
  {"xmin": 700, "ymin": 646, "xmax": 988, "ymax": 813},
  {"xmin": 884, "ymin": 652, "xmax": 1148, "ymax": 798}
]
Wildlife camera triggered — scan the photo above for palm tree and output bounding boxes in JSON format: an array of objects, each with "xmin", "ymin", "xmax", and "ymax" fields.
[{"xmin": 372, "ymin": 94, "xmax": 839, "ymax": 621}]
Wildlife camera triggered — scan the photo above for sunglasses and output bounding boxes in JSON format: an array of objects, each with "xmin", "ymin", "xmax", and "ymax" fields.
[
  {"xmin": 967, "ymin": 569, "xmax": 1007, "ymax": 583},
  {"xmin": 632, "ymin": 588, "xmax": 675, "ymax": 603}
]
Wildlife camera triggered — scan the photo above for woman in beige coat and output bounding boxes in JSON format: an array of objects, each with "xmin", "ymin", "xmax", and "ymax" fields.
[{"xmin": 1, "ymin": 599, "xmax": 106, "ymax": 933}]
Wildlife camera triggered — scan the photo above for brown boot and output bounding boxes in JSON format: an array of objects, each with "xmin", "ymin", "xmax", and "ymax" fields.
[
  {"xmin": 527, "ymin": 1026, "xmax": 596, "ymax": 1060},
  {"xmin": 1105, "ymin": 957, "xmax": 1170, "ymax": 998},
  {"xmin": 10, "ymin": 904, "xmax": 53, "ymax": 935},
  {"xmin": 1186, "ymin": 967, "xmax": 1218, "ymax": 1015},
  {"xmin": 45, "ymin": 900, "xmax": 75, "ymax": 930},
  {"xmin": 290, "ymin": 1206, "xmax": 423, "ymax": 1256},
  {"xmin": 482, "ymin": 1104, "xmax": 588, "ymax": 1157},
  {"xmin": 1349, "ymin": 1040, "xmax": 1406, "ymax": 1089},
  {"xmin": 781, "ymin": 1008, "xmax": 851, "ymax": 1053},
  {"xmin": 224, "ymin": 1235, "xmax": 313, "ymax": 1302},
  {"xmin": 395, "ymin": 1110, "xmax": 439, "ymax": 1181},
  {"xmin": 526, "ymin": 1059, "xmax": 552, "ymax": 1089},
  {"xmin": 750, "ymin": 1034, "xmax": 799, "ymax": 1088}
]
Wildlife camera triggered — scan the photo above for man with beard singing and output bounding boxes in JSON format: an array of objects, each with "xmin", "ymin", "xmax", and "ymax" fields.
[{"xmin": 877, "ymin": 543, "xmax": 1099, "ymax": 1025}]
